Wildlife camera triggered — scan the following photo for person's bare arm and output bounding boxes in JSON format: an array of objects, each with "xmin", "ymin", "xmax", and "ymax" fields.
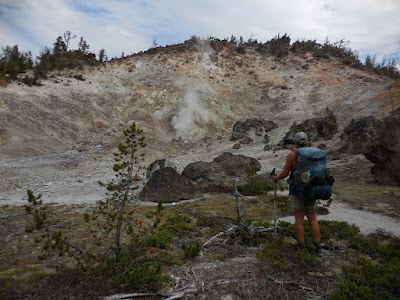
[{"xmin": 273, "ymin": 152, "xmax": 296, "ymax": 182}]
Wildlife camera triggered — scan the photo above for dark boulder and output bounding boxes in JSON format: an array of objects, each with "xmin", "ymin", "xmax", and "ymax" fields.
[
  {"xmin": 182, "ymin": 152, "xmax": 261, "ymax": 193},
  {"xmin": 233, "ymin": 143, "xmax": 242, "ymax": 149},
  {"xmin": 281, "ymin": 116, "xmax": 338, "ymax": 147},
  {"xmin": 363, "ymin": 108, "xmax": 400, "ymax": 185},
  {"xmin": 239, "ymin": 137, "xmax": 253, "ymax": 145},
  {"xmin": 139, "ymin": 153, "xmax": 262, "ymax": 201},
  {"xmin": 231, "ymin": 119, "xmax": 277, "ymax": 141},
  {"xmin": 264, "ymin": 134, "xmax": 270, "ymax": 143},
  {"xmin": 139, "ymin": 167, "xmax": 199, "ymax": 202},
  {"xmin": 264, "ymin": 145, "xmax": 272, "ymax": 151},
  {"xmin": 339, "ymin": 116, "xmax": 382, "ymax": 155}
]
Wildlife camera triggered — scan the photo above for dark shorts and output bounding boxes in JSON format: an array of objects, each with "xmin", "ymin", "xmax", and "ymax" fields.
[{"xmin": 290, "ymin": 195, "xmax": 317, "ymax": 210}]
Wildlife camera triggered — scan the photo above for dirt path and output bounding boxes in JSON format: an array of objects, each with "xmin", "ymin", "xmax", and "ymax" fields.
[{"xmin": 278, "ymin": 199, "xmax": 400, "ymax": 236}]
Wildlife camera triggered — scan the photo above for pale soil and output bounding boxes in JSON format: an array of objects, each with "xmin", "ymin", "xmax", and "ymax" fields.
[{"xmin": 1, "ymin": 132, "xmax": 399, "ymax": 236}]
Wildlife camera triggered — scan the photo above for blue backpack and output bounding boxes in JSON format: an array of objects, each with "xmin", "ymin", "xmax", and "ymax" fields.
[{"xmin": 291, "ymin": 147, "xmax": 333, "ymax": 201}]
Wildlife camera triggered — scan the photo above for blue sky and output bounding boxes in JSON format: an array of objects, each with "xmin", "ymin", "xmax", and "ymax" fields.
[{"xmin": 0, "ymin": 0, "xmax": 399, "ymax": 65}]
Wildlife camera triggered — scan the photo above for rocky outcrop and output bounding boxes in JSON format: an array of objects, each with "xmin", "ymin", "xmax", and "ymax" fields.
[
  {"xmin": 139, "ymin": 167, "xmax": 199, "ymax": 203},
  {"xmin": 139, "ymin": 153, "xmax": 262, "ymax": 201},
  {"xmin": 339, "ymin": 116, "xmax": 383, "ymax": 155},
  {"xmin": 281, "ymin": 116, "xmax": 338, "ymax": 147},
  {"xmin": 231, "ymin": 119, "xmax": 277, "ymax": 141},
  {"xmin": 363, "ymin": 108, "xmax": 400, "ymax": 185},
  {"xmin": 147, "ymin": 159, "xmax": 177, "ymax": 178},
  {"xmin": 182, "ymin": 152, "xmax": 261, "ymax": 193}
]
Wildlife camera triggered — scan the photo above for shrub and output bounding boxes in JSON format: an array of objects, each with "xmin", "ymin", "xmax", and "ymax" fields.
[
  {"xmin": 257, "ymin": 239, "xmax": 292, "ymax": 270},
  {"xmin": 73, "ymin": 74, "xmax": 85, "ymax": 81},
  {"xmin": 146, "ymin": 229, "xmax": 174, "ymax": 249},
  {"xmin": 162, "ymin": 213, "xmax": 194, "ymax": 232},
  {"xmin": 239, "ymin": 169, "xmax": 273, "ymax": 196},
  {"xmin": 235, "ymin": 46, "xmax": 245, "ymax": 54},
  {"xmin": 330, "ymin": 258, "xmax": 400, "ymax": 300},
  {"xmin": 182, "ymin": 242, "xmax": 201, "ymax": 259}
]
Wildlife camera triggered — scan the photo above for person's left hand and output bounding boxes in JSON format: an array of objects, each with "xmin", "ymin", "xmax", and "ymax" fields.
[{"xmin": 272, "ymin": 176, "xmax": 278, "ymax": 183}]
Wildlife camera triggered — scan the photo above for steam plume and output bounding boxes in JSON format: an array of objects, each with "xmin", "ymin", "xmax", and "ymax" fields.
[{"xmin": 172, "ymin": 89, "xmax": 209, "ymax": 140}]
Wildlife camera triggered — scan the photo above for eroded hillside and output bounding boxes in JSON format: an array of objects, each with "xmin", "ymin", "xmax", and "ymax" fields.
[{"xmin": 0, "ymin": 39, "xmax": 398, "ymax": 159}]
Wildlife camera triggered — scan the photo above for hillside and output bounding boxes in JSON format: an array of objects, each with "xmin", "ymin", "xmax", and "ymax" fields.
[{"xmin": 0, "ymin": 39, "xmax": 397, "ymax": 159}]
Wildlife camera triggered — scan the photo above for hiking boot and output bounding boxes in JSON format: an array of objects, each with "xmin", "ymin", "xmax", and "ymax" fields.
[
  {"xmin": 297, "ymin": 241, "xmax": 306, "ymax": 250},
  {"xmin": 314, "ymin": 242, "xmax": 322, "ymax": 256}
]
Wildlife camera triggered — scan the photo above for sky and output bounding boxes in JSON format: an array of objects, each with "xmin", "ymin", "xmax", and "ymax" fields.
[{"xmin": 0, "ymin": 0, "xmax": 399, "ymax": 65}]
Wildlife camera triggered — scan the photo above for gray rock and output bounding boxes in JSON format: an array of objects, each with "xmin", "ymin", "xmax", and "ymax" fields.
[
  {"xmin": 264, "ymin": 134, "xmax": 270, "ymax": 143},
  {"xmin": 339, "ymin": 116, "xmax": 382, "ymax": 155},
  {"xmin": 233, "ymin": 143, "xmax": 242, "ymax": 149},
  {"xmin": 239, "ymin": 137, "xmax": 253, "ymax": 145},
  {"xmin": 263, "ymin": 145, "xmax": 272, "ymax": 151},
  {"xmin": 182, "ymin": 152, "xmax": 261, "ymax": 193},
  {"xmin": 230, "ymin": 119, "xmax": 277, "ymax": 140},
  {"xmin": 139, "ymin": 167, "xmax": 199, "ymax": 203},
  {"xmin": 281, "ymin": 116, "xmax": 338, "ymax": 148},
  {"xmin": 147, "ymin": 159, "xmax": 177, "ymax": 178},
  {"xmin": 363, "ymin": 108, "xmax": 400, "ymax": 185}
]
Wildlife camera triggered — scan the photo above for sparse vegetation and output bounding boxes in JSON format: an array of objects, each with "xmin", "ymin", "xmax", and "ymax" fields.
[
  {"xmin": 1, "ymin": 32, "xmax": 398, "ymax": 84},
  {"xmin": 239, "ymin": 168, "xmax": 273, "ymax": 196},
  {"xmin": 0, "ymin": 31, "xmax": 102, "ymax": 83},
  {"xmin": 9, "ymin": 123, "xmax": 174, "ymax": 298},
  {"xmin": 73, "ymin": 74, "xmax": 85, "ymax": 81},
  {"xmin": 2, "ymin": 184, "xmax": 400, "ymax": 299},
  {"xmin": 181, "ymin": 242, "xmax": 201, "ymax": 258}
]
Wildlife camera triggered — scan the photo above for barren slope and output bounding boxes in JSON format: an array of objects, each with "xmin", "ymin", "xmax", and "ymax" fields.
[{"xmin": 0, "ymin": 41, "xmax": 397, "ymax": 160}]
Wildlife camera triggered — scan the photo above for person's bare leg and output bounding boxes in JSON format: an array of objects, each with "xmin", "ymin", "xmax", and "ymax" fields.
[
  {"xmin": 294, "ymin": 209, "xmax": 305, "ymax": 242},
  {"xmin": 306, "ymin": 209, "xmax": 320, "ymax": 242}
]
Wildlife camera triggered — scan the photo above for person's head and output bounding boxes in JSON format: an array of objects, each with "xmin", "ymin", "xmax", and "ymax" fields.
[{"xmin": 294, "ymin": 132, "xmax": 308, "ymax": 148}]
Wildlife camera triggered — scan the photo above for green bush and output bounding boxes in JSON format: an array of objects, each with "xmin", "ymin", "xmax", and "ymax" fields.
[
  {"xmin": 120, "ymin": 262, "xmax": 170, "ymax": 290},
  {"xmin": 181, "ymin": 242, "xmax": 201, "ymax": 259},
  {"xmin": 257, "ymin": 239, "xmax": 292, "ymax": 270},
  {"xmin": 146, "ymin": 229, "xmax": 174, "ymax": 249},
  {"xmin": 161, "ymin": 213, "xmax": 194, "ymax": 232},
  {"xmin": 235, "ymin": 46, "xmax": 245, "ymax": 54},
  {"xmin": 73, "ymin": 74, "xmax": 85, "ymax": 81},
  {"xmin": 329, "ymin": 258, "xmax": 400, "ymax": 300},
  {"xmin": 239, "ymin": 169, "xmax": 273, "ymax": 196},
  {"xmin": 319, "ymin": 220, "xmax": 360, "ymax": 240}
]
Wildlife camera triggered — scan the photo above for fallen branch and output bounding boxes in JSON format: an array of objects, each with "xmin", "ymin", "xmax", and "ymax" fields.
[
  {"xmin": 266, "ymin": 275, "xmax": 313, "ymax": 293},
  {"xmin": 214, "ymin": 275, "xmax": 313, "ymax": 293},
  {"xmin": 102, "ymin": 293, "xmax": 163, "ymax": 300},
  {"xmin": 203, "ymin": 225, "xmax": 275, "ymax": 247},
  {"xmin": 203, "ymin": 179, "xmax": 276, "ymax": 247}
]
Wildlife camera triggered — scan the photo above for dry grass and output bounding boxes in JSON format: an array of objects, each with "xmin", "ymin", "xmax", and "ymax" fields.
[
  {"xmin": 334, "ymin": 180, "xmax": 400, "ymax": 219},
  {"xmin": 1, "ymin": 190, "xmax": 399, "ymax": 299}
]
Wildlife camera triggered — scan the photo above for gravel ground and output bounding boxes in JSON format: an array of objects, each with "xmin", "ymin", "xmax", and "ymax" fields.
[
  {"xmin": 278, "ymin": 199, "xmax": 400, "ymax": 236},
  {"xmin": 1, "ymin": 136, "xmax": 400, "ymax": 237}
]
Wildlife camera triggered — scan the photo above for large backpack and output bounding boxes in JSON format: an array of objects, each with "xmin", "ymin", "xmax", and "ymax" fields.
[{"xmin": 291, "ymin": 147, "xmax": 333, "ymax": 201}]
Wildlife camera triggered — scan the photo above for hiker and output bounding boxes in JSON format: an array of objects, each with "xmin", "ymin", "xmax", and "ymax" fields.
[{"xmin": 272, "ymin": 132, "xmax": 322, "ymax": 254}]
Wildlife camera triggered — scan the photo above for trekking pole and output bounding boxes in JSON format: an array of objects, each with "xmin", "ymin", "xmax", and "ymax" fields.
[{"xmin": 270, "ymin": 168, "xmax": 278, "ymax": 240}]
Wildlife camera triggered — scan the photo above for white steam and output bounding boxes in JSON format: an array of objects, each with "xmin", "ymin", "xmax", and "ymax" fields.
[
  {"xmin": 172, "ymin": 90, "xmax": 209, "ymax": 140},
  {"xmin": 171, "ymin": 38, "xmax": 215, "ymax": 140}
]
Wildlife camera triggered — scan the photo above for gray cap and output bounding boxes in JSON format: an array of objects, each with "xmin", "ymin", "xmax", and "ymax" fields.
[{"xmin": 294, "ymin": 132, "xmax": 308, "ymax": 144}]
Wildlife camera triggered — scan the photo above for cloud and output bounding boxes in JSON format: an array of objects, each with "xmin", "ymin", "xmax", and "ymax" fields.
[{"xmin": 0, "ymin": 0, "xmax": 398, "ymax": 62}]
